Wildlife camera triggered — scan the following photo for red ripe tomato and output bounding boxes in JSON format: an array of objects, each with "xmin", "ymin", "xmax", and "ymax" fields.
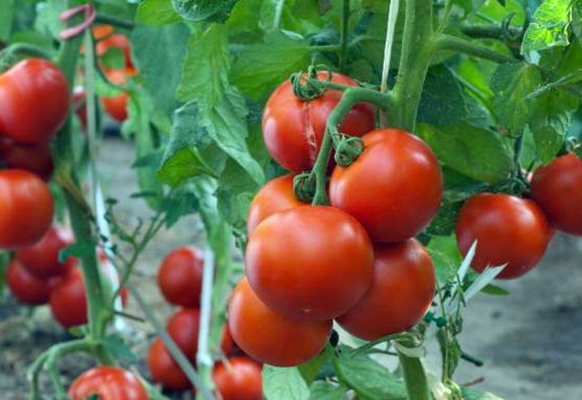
[
  {"xmin": 456, "ymin": 193, "xmax": 552, "ymax": 279},
  {"xmin": 96, "ymin": 33, "xmax": 134, "ymax": 70},
  {"xmin": 167, "ymin": 308, "xmax": 200, "ymax": 361},
  {"xmin": 101, "ymin": 68, "xmax": 134, "ymax": 123},
  {"xmin": 68, "ymin": 366, "xmax": 148, "ymax": 400},
  {"xmin": 336, "ymin": 239, "xmax": 435, "ymax": 340},
  {"xmin": 531, "ymin": 153, "xmax": 582, "ymax": 236},
  {"xmin": 6, "ymin": 258, "xmax": 52, "ymax": 305},
  {"xmin": 213, "ymin": 357, "xmax": 263, "ymax": 400},
  {"xmin": 0, "ymin": 170, "xmax": 54, "ymax": 249},
  {"xmin": 0, "ymin": 135, "xmax": 53, "ymax": 180},
  {"xmin": 147, "ymin": 337, "xmax": 192, "ymax": 390},
  {"xmin": 330, "ymin": 129, "xmax": 443, "ymax": 243},
  {"xmin": 262, "ymin": 71, "xmax": 375, "ymax": 172},
  {"xmin": 16, "ymin": 225, "xmax": 73, "ymax": 279},
  {"xmin": 247, "ymin": 174, "xmax": 306, "ymax": 235},
  {"xmin": 228, "ymin": 278, "xmax": 331, "ymax": 367},
  {"xmin": 0, "ymin": 58, "xmax": 69, "ymax": 144},
  {"xmin": 49, "ymin": 266, "xmax": 88, "ymax": 328},
  {"xmin": 157, "ymin": 246, "xmax": 204, "ymax": 308},
  {"xmin": 246, "ymin": 206, "xmax": 373, "ymax": 320}
]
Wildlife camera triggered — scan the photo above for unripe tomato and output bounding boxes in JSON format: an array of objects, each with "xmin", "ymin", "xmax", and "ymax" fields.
[
  {"xmin": 147, "ymin": 337, "xmax": 192, "ymax": 390},
  {"xmin": 6, "ymin": 258, "xmax": 52, "ymax": 305},
  {"xmin": 247, "ymin": 174, "xmax": 306, "ymax": 235},
  {"xmin": 16, "ymin": 225, "xmax": 73, "ymax": 279},
  {"xmin": 456, "ymin": 193, "xmax": 552, "ymax": 279},
  {"xmin": 262, "ymin": 71, "xmax": 375, "ymax": 172},
  {"xmin": 68, "ymin": 366, "xmax": 148, "ymax": 400},
  {"xmin": 0, "ymin": 136, "xmax": 53, "ymax": 180},
  {"xmin": 330, "ymin": 129, "xmax": 443, "ymax": 243},
  {"xmin": 49, "ymin": 265, "xmax": 88, "ymax": 328},
  {"xmin": 0, "ymin": 170, "xmax": 54, "ymax": 249},
  {"xmin": 228, "ymin": 278, "xmax": 331, "ymax": 367},
  {"xmin": 213, "ymin": 357, "xmax": 263, "ymax": 400},
  {"xmin": 246, "ymin": 205, "xmax": 374, "ymax": 320},
  {"xmin": 0, "ymin": 58, "xmax": 69, "ymax": 144},
  {"xmin": 337, "ymin": 239, "xmax": 435, "ymax": 340},
  {"xmin": 96, "ymin": 33, "xmax": 134, "ymax": 70},
  {"xmin": 157, "ymin": 246, "xmax": 204, "ymax": 308},
  {"xmin": 531, "ymin": 153, "xmax": 582, "ymax": 236},
  {"xmin": 167, "ymin": 308, "xmax": 200, "ymax": 361}
]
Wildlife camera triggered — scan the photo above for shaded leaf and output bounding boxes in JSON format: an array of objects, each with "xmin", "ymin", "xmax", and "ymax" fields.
[
  {"xmin": 263, "ymin": 365, "xmax": 310, "ymax": 400},
  {"xmin": 172, "ymin": 0, "xmax": 237, "ymax": 22},
  {"xmin": 418, "ymin": 65, "xmax": 467, "ymax": 125},
  {"xmin": 136, "ymin": 0, "xmax": 182, "ymax": 25}
]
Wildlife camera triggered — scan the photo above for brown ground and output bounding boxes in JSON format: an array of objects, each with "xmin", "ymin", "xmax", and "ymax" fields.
[{"xmin": 1, "ymin": 138, "xmax": 581, "ymax": 400}]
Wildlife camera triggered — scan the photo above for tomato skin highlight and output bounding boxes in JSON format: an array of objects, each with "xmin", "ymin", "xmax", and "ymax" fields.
[
  {"xmin": 16, "ymin": 225, "xmax": 73, "ymax": 279},
  {"xmin": 531, "ymin": 153, "xmax": 582, "ymax": 236},
  {"xmin": 213, "ymin": 357, "xmax": 263, "ymax": 400},
  {"xmin": 68, "ymin": 366, "xmax": 148, "ymax": 400},
  {"xmin": 0, "ymin": 135, "xmax": 53, "ymax": 180},
  {"xmin": 0, "ymin": 58, "xmax": 69, "ymax": 144},
  {"xmin": 246, "ymin": 205, "xmax": 374, "ymax": 320},
  {"xmin": 456, "ymin": 193, "xmax": 552, "ymax": 279},
  {"xmin": 246, "ymin": 174, "xmax": 305, "ymax": 235},
  {"xmin": 157, "ymin": 246, "xmax": 204, "ymax": 308},
  {"xmin": 262, "ymin": 71, "xmax": 375, "ymax": 172},
  {"xmin": 0, "ymin": 170, "xmax": 54, "ymax": 249},
  {"xmin": 6, "ymin": 258, "xmax": 52, "ymax": 305},
  {"xmin": 147, "ymin": 337, "xmax": 192, "ymax": 390},
  {"xmin": 329, "ymin": 129, "xmax": 443, "ymax": 243},
  {"xmin": 49, "ymin": 266, "xmax": 88, "ymax": 328},
  {"xmin": 337, "ymin": 239, "xmax": 435, "ymax": 340},
  {"xmin": 228, "ymin": 278, "xmax": 331, "ymax": 367}
]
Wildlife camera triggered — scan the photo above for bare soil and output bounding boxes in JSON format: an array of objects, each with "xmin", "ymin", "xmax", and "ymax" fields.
[{"xmin": 1, "ymin": 138, "xmax": 582, "ymax": 400}]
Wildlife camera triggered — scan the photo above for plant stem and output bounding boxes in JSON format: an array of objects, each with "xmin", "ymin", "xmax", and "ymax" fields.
[
  {"xmin": 0, "ymin": 43, "xmax": 52, "ymax": 60},
  {"xmin": 434, "ymin": 34, "xmax": 515, "ymax": 64},
  {"xmin": 339, "ymin": 0, "xmax": 350, "ymax": 71},
  {"xmin": 379, "ymin": 0, "xmax": 401, "ymax": 126},
  {"xmin": 197, "ymin": 247, "xmax": 216, "ymax": 395},
  {"xmin": 397, "ymin": 350, "xmax": 431, "ymax": 400},
  {"xmin": 273, "ymin": 0, "xmax": 285, "ymax": 29},
  {"xmin": 460, "ymin": 23, "xmax": 523, "ymax": 40}
]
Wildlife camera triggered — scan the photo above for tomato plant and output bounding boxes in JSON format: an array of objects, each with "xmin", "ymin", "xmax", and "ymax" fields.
[
  {"xmin": 456, "ymin": 193, "xmax": 552, "ymax": 279},
  {"xmin": 337, "ymin": 239, "xmax": 436, "ymax": 340},
  {"xmin": 0, "ymin": 58, "xmax": 69, "ymax": 144},
  {"xmin": 6, "ymin": 258, "xmax": 52, "ymax": 305},
  {"xmin": 329, "ymin": 128, "xmax": 443, "ymax": 243},
  {"xmin": 157, "ymin": 246, "xmax": 204, "ymax": 308},
  {"xmin": 228, "ymin": 278, "xmax": 331, "ymax": 367},
  {"xmin": 0, "ymin": 170, "xmax": 54, "ymax": 249},
  {"xmin": 147, "ymin": 337, "xmax": 193, "ymax": 390},
  {"xmin": 262, "ymin": 71, "xmax": 375, "ymax": 172},
  {"xmin": 15, "ymin": 225, "xmax": 73, "ymax": 279},
  {"xmin": 68, "ymin": 366, "xmax": 148, "ymax": 400},
  {"xmin": 213, "ymin": 357, "xmax": 263, "ymax": 400},
  {"xmin": 246, "ymin": 174, "xmax": 305, "ymax": 234},
  {"xmin": 531, "ymin": 153, "xmax": 582, "ymax": 236},
  {"xmin": 245, "ymin": 205, "xmax": 374, "ymax": 320}
]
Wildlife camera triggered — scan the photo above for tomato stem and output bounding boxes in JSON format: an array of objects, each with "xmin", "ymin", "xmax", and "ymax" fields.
[
  {"xmin": 433, "ymin": 34, "xmax": 516, "ymax": 64},
  {"xmin": 339, "ymin": 0, "xmax": 350, "ymax": 72}
]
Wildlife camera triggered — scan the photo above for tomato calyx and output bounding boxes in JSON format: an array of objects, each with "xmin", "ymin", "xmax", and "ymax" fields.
[
  {"xmin": 333, "ymin": 134, "xmax": 365, "ymax": 167},
  {"xmin": 290, "ymin": 65, "xmax": 333, "ymax": 101},
  {"xmin": 292, "ymin": 173, "xmax": 316, "ymax": 203}
]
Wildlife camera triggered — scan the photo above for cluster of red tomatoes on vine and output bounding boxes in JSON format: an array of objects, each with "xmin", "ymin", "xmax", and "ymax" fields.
[
  {"xmin": 227, "ymin": 69, "xmax": 582, "ymax": 367},
  {"xmin": 149, "ymin": 246, "xmax": 263, "ymax": 400}
]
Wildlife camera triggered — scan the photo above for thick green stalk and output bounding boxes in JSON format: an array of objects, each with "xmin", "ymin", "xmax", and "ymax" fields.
[
  {"xmin": 389, "ymin": 0, "xmax": 435, "ymax": 131},
  {"xmin": 434, "ymin": 34, "xmax": 515, "ymax": 64},
  {"xmin": 339, "ymin": 0, "xmax": 350, "ymax": 71}
]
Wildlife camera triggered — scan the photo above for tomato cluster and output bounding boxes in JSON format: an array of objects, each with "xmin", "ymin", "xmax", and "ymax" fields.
[
  {"xmin": 228, "ymin": 73, "xmax": 442, "ymax": 367},
  {"xmin": 150, "ymin": 246, "xmax": 263, "ymax": 400},
  {"xmin": 5, "ymin": 226, "xmax": 128, "ymax": 328}
]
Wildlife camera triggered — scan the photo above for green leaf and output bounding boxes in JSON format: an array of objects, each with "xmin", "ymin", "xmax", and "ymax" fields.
[
  {"xmin": 418, "ymin": 123, "xmax": 513, "ymax": 183},
  {"xmin": 335, "ymin": 350, "xmax": 407, "ymax": 400},
  {"xmin": 461, "ymin": 387, "xmax": 505, "ymax": 400},
  {"xmin": 136, "ymin": 0, "xmax": 182, "ymax": 25},
  {"xmin": 263, "ymin": 365, "xmax": 310, "ymax": 400},
  {"xmin": 231, "ymin": 31, "xmax": 312, "ymax": 100},
  {"xmin": 530, "ymin": 89, "xmax": 578, "ymax": 164},
  {"xmin": 157, "ymin": 101, "xmax": 226, "ymax": 186},
  {"xmin": 0, "ymin": 0, "xmax": 14, "ymax": 41},
  {"xmin": 172, "ymin": 0, "xmax": 237, "ymax": 22},
  {"xmin": 102, "ymin": 334, "xmax": 137, "ymax": 361},
  {"xmin": 34, "ymin": 0, "xmax": 67, "ymax": 40},
  {"xmin": 298, "ymin": 347, "xmax": 332, "ymax": 384},
  {"xmin": 100, "ymin": 47, "xmax": 125, "ymax": 70},
  {"xmin": 418, "ymin": 65, "xmax": 467, "ymax": 125},
  {"xmin": 60, "ymin": 241, "xmax": 97, "ymax": 262},
  {"xmin": 521, "ymin": 0, "xmax": 572, "ymax": 54},
  {"xmin": 177, "ymin": 25, "xmax": 265, "ymax": 185},
  {"xmin": 131, "ymin": 23, "xmax": 190, "ymax": 117},
  {"xmin": 480, "ymin": 284, "xmax": 510, "ymax": 296},
  {"xmin": 491, "ymin": 63, "xmax": 542, "ymax": 134},
  {"xmin": 426, "ymin": 235, "xmax": 463, "ymax": 283},
  {"xmin": 308, "ymin": 381, "xmax": 346, "ymax": 400}
]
